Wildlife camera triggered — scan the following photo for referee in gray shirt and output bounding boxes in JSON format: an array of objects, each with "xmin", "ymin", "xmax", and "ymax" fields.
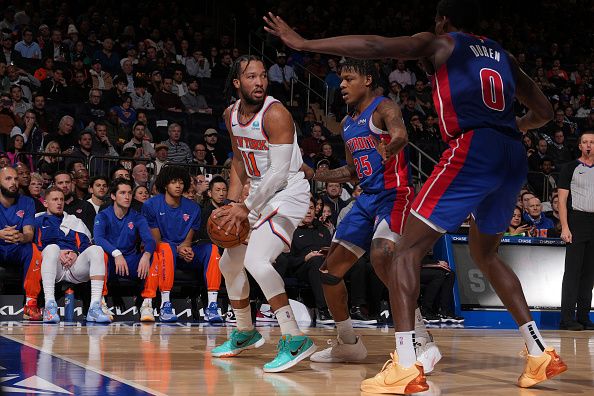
[{"xmin": 558, "ymin": 131, "xmax": 594, "ymax": 331}]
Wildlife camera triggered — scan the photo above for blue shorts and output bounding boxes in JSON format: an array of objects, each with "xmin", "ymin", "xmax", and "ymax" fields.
[
  {"xmin": 334, "ymin": 187, "xmax": 414, "ymax": 252},
  {"xmin": 412, "ymin": 128, "xmax": 527, "ymax": 234}
]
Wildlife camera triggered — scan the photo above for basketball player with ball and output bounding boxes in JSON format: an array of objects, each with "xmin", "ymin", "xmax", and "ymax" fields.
[{"xmin": 209, "ymin": 55, "xmax": 316, "ymax": 372}]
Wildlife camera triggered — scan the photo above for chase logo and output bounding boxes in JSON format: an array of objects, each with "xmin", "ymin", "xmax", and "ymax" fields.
[
  {"xmin": 358, "ymin": 118, "xmax": 367, "ymax": 126},
  {"xmin": 252, "ymin": 121, "xmax": 260, "ymax": 129}
]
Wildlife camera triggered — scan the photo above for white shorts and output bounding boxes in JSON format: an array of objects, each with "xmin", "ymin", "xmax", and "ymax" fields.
[{"xmin": 250, "ymin": 173, "xmax": 310, "ymax": 251}]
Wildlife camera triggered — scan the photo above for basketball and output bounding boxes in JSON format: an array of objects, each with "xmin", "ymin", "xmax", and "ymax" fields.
[{"xmin": 207, "ymin": 205, "xmax": 250, "ymax": 248}]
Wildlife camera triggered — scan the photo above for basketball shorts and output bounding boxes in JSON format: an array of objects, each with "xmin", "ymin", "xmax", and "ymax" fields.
[
  {"xmin": 334, "ymin": 187, "xmax": 414, "ymax": 257},
  {"xmin": 411, "ymin": 128, "xmax": 527, "ymax": 235}
]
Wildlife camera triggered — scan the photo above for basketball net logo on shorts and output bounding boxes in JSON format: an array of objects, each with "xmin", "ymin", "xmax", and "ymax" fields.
[{"xmin": 182, "ymin": 214, "xmax": 190, "ymax": 222}]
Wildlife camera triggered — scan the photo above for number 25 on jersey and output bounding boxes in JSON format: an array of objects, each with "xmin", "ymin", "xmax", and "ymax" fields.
[{"xmin": 354, "ymin": 155, "xmax": 372, "ymax": 178}]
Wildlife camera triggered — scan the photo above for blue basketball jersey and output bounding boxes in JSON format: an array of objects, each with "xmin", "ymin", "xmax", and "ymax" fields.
[
  {"xmin": 343, "ymin": 96, "xmax": 411, "ymax": 194},
  {"xmin": 431, "ymin": 32, "xmax": 518, "ymax": 141}
]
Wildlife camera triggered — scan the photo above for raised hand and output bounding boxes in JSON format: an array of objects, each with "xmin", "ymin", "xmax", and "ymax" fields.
[{"xmin": 263, "ymin": 12, "xmax": 306, "ymax": 50}]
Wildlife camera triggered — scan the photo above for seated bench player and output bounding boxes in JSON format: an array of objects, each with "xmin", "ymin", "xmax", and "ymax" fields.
[
  {"xmin": 36, "ymin": 187, "xmax": 111, "ymax": 323},
  {"xmin": 0, "ymin": 167, "xmax": 43, "ymax": 320},
  {"xmin": 141, "ymin": 166, "xmax": 223, "ymax": 323},
  {"xmin": 94, "ymin": 178, "xmax": 160, "ymax": 322}
]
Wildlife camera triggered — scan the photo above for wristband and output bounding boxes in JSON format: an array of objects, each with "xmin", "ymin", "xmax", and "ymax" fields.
[{"xmin": 112, "ymin": 249, "xmax": 123, "ymax": 258}]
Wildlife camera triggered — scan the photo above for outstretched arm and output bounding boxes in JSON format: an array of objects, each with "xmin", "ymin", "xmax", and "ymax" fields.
[{"xmin": 264, "ymin": 13, "xmax": 438, "ymax": 60}]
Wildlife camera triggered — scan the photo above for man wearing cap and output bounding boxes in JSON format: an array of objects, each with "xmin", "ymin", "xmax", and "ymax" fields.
[
  {"xmin": 203, "ymin": 128, "xmax": 227, "ymax": 166},
  {"xmin": 153, "ymin": 143, "xmax": 168, "ymax": 176},
  {"xmin": 14, "ymin": 28, "xmax": 41, "ymax": 59},
  {"xmin": 181, "ymin": 77, "xmax": 210, "ymax": 114},
  {"xmin": 268, "ymin": 51, "xmax": 297, "ymax": 104},
  {"xmin": 161, "ymin": 123, "xmax": 191, "ymax": 164},
  {"xmin": 1, "ymin": 34, "xmax": 21, "ymax": 67}
]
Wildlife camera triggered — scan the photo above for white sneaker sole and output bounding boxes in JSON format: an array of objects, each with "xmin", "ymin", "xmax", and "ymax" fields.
[
  {"xmin": 256, "ymin": 316, "xmax": 277, "ymax": 322},
  {"xmin": 211, "ymin": 336, "xmax": 265, "ymax": 357},
  {"xmin": 263, "ymin": 343, "xmax": 317, "ymax": 373}
]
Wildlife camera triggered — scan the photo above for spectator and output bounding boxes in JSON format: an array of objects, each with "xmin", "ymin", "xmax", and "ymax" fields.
[
  {"xmin": 48, "ymin": 115, "xmax": 76, "ymax": 153},
  {"xmin": 162, "ymin": 123, "xmax": 192, "ymax": 163},
  {"xmin": 0, "ymin": 34, "xmax": 21, "ymax": 67},
  {"xmin": 20, "ymin": 110, "xmax": 42, "ymax": 153},
  {"xmin": 211, "ymin": 53, "xmax": 232, "ymax": 80},
  {"xmin": 171, "ymin": 68, "xmax": 188, "ymax": 97},
  {"xmin": 93, "ymin": 121, "xmax": 119, "ymax": 157},
  {"xmin": 132, "ymin": 164, "xmax": 149, "ymax": 188},
  {"xmin": 130, "ymin": 80, "xmax": 154, "ymax": 110},
  {"xmin": 268, "ymin": 51, "xmax": 297, "ymax": 104},
  {"xmin": 111, "ymin": 94, "xmax": 137, "ymax": 127},
  {"xmin": 14, "ymin": 28, "xmax": 41, "ymax": 60},
  {"xmin": 93, "ymin": 38, "xmax": 120, "ymax": 75},
  {"xmin": 42, "ymin": 29, "xmax": 68, "ymax": 63},
  {"xmin": 36, "ymin": 140, "xmax": 62, "ymax": 176},
  {"xmin": 198, "ymin": 175, "xmax": 228, "ymax": 241},
  {"xmin": 15, "ymin": 162, "xmax": 31, "ymax": 195},
  {"xmin": 505, "ymin": 206, "xmax": 531, "ymax": 236},
  {"xmin": 10, "ymin": 85, "xmax": 30, "ymax": 118},
  {"xmin": 87, "ymin": 175, "xmax": 108, "ymax": 213},
  {"xmin": 203, "ymin": 128, "xmax": 227, "ymax": 166},
  {"xmin": 27, "ymin": 172, "xmax": 45, "ymax": 213},
  {"xmin": 314, "ymin": 142, "xmax": 341, "ymax": 169},
  {"xmin": 387, "ymin": 81, "xmax": 402, "ymax": 104},
  {"xmin": 186, "ymin": 49, "xmax": 211, "ymax": 78},
  {"xmin": 181, "ymin": 77, "xmax": 211, "ymax": 114},
  {"xmin": 77, "ymin": 89, "xmax": 107, "ymax": 128},
  {"xmin": 114, "ymin": 59, "xmax": 135, "ymax": 93},
  {"xmin": 39, "ymin": 66, "xmax": 69, "ymax": 103},
  {"xmin": 528, "ymin": 138, "xmax": 550, "ymax": 171},
  {"xmin": 527, "ymin": 157, "xmax": 557, "ymax": 201},
  {"xmin": 53, "ymin": 170, "xmax": 96, "ymax": 233},
  {"xmin": 549, "ymin": 129, "xmax": 575, "ymax": 166},
  {"xmin": 388, "ymin": 60, "xmax": 416, "ymax": 88},
  {"xmin": 153, "ymin": 143, "xmax": 168, "ymax": 176},
  {"xmin": 72, "ymin": 168, "xmax": 91, "ymax": 200},
  {"xmin": 68, "ymin": 70, "xmax": 91, "ymax": 104},
  {"xmin": 123, "ymin": 122, "xmax": 155, "ymax": 159},
  {"xmin": 6, "ymin": 65, "xmax": 40, "ymax": 102},
  {"xmin": 33, "ymin": 57, "xmax": 54, "ymax": 81},
  {"xmin": 153, "ymin": 76, "xmax": 185, "ymax": 112},
  {"xmin": 301, "ymin": 123, "xmax": 326, "ymax": 159},
  {"xmin": 89, "ymin": 59, "xmax": 113, "ymax": 91},
  {"xmin": 104, "ymin": 77, "xmax": 129, "ymax": 109},
  {"xmin": 524, "ymin": 197, "xmax": 554, "ymax": 236},
  {"xmin": 6, "ymin": 128, "xmax": 33, "ymax": 170},
  {"xmin": 190, "ymin": 142, "xmax": 209, "ymax": 173},
  {"xmin": 545, "ymin": 194, "xmax": 562, "ymax": 237},
  {"xmin": 133, "ymin": 185, "xmax": 150, "ymax": 204}
]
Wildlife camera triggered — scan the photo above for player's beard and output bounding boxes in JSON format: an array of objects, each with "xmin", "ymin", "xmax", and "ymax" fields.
[
  {"xmin": 240, "ymin": 86, "xmax": 265, "ymax": 107},
  {"xmin": 0, "ymin": 185, "xmax": 19, "ymax": 198}
]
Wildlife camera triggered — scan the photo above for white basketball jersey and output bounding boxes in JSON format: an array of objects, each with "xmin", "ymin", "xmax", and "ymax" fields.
[{"xmin": 229, "ymin": 96, "xmax": 304, "ymax": 191}]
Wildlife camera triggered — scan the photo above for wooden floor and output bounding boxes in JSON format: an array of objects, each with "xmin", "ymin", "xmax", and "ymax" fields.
[{"xmin": 1, "ymin": 323, "xmax": 593, "ymax": 395}]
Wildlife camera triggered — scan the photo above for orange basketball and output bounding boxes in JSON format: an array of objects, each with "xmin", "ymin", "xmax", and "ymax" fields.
[{"xmin": 207, "ymin": 205, "xmax": 250, "ymax": 248}]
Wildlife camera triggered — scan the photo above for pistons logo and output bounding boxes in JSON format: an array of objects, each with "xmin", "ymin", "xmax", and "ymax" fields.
[
  {"xmin": 16, "ymin": 210, "xmax": 24, "ymax": 218},
  {"xmin": 128, "ymin": 222, "xmax": 134, "ymax": 230},
  {"xmin": 183, "ymin": 214, "xmax": 190, "ymax": 222}
]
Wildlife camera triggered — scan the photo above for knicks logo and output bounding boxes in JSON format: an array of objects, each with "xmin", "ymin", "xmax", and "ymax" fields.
[
  {"xmin": 183, "ymin": 214, "xmax": 190, "ymax": 222},
  {"xmin": 128, "ymin": 222, "xmax": 134, "ymax": 230},
  {"xmin": 16, "ymin": 210, "xmax": 24, "ymax": 218}
]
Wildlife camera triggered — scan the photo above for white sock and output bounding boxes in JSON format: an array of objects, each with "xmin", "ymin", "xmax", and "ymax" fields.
[
  {"xmin": 519, "ymin": 321, "xmax": 547, "ymax": 355},
  {"xmin": 26, "ymin": 297, "xmax": 35, "ymax": 304},
  {"xmin": 336, "ymin": 318, "xmax": 357, "ymax": 344},
  {"xmin": 161, "ymin": 291, "xmax": 170, "ymax": 307},
  {"xmin": 275, "ymin": 305, "xmax": 301, "ymax": 336},
  {"xmin": 234, "ymin": 305, "xmax": 254, "ymax": 332},
  {"xmin": 207, "ymin": 291, "xmax": 218, "ymax": 305},
  {"xmin": 414, "ymin": 308, "xmax": 430, "ymax": 343},
  {"xmin": 395, "ymin": 331, "xmax": 416, "ymax": 368},
  {"xmin": 90, "ymin": 280, "xmax": 103, "ymax": 305},
  {"xmin": 143, "ymin": 298, "xmax": 152, "ymax": 306}
]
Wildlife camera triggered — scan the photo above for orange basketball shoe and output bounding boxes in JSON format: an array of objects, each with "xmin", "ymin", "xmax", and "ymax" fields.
[
  {"xmin": 23, "ymin": 300, "xmax": 42, "ymax": 321},
  {"xmin": 360, "ymin": 352, "xmax": 429, "ymax": 394},
  {"xmin": 518, "ymin": 347, "xmax": 567, "ymax": 388}
]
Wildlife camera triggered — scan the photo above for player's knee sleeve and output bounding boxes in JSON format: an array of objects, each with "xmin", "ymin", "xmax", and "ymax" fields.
[
  {"xmin": 219, "ymin": 249, "xmax": 250, "ymax": 300},
  {"xmin": 87, "ymin": 246, "xmax": 106, "ymax": 277},
  {"xmin": 319, "ymin": 269, "xmax": 343, "ymax": 285}
]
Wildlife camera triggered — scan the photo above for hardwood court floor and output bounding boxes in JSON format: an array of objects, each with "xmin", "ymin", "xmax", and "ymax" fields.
[{"xmin": 1, "ymin": 323, "xmax": 593, "ymax": 395}]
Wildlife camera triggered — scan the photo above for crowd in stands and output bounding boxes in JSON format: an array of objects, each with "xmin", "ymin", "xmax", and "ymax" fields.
[{"xmin": 0, "ymin": 0, "xmax": 591, "ymax": 323}]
